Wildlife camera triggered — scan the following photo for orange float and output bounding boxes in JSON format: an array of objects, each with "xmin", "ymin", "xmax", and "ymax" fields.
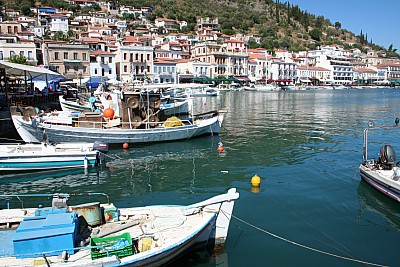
[{"xmin": 103, "ymin": 108, "xmax": 114, "ymax": 119}]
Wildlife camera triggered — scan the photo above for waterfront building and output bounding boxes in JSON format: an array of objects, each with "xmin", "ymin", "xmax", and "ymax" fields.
[
  {"xmin": 296, "ymin": 66, "xmax": 331, "ymax": 85},
  {"xmin": 353, "ymin": 67, "xmax": 378, "ymax": 85},
  {"xmin": 270, "ymin": 61, "xmax": 297, "ymax": 84},
  {"xmin": 153, "ymin": 58, "xmax": 178, "ymax": 83},
  {"xmin": 0, "ymin": 35, "xmax": 37, "ymax": 65},
  {"xmin": 42, "ymin": 41, "xmax": 90, "ymax": 80},
  {"xmin": 89, "ymin": 50, "xmax": 117, "ymax": 81},
  {"xmin": 376, "ymin": 63, "xmax": 400, "ymax": 82},
  {"xmin": 117, "ymin": 42, "xmax": 154, "ymax": 82}
]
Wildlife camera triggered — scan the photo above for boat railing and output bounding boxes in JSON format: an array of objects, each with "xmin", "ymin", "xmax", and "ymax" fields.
[
  {"xmin": 66, "ymin": 117, "xmax": 196, "ymax": 129},
  {"xmin": 0, "ymin": 192, "xmax": 110, "ymax": 209}
]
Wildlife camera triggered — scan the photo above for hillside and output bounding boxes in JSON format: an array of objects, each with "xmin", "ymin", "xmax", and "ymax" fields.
[{"xmin": 2, "ymin": 0, "xmax": 399, "ymax": 57}]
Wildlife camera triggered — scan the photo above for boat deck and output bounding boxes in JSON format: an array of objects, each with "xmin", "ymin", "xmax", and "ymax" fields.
[{"xmin": 0, "ymin": 205, "xmax": 217, "ymax": 266}]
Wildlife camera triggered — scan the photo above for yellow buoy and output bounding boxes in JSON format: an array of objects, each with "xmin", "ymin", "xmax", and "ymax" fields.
[{"xmin": 251, "ymin": 174, "xmax": 261, "ymax": 187}]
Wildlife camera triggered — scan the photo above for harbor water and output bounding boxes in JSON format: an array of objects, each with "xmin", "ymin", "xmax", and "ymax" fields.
[{"xmin": 1, "ymin": 88, "xmax": 400, "ymax": 267}]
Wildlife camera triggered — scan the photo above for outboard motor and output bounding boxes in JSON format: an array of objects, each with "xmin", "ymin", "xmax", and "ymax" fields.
[
  {"xmin": 93, "ymin": 141, "xmax": 109, "ymax": 164},
  {"xmin": 379, "ymin": 145, "xmax": 396, "ymax": 169}
]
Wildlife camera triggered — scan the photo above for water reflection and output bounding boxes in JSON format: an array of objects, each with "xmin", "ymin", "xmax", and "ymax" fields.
[{"xmin": 357, "ymin": 180, "xmax": 400, "ymax": 229}]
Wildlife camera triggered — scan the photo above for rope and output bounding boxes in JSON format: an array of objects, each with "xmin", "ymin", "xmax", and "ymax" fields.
[{"xmin": 230, "ymin": 214, "xmax": 389, "ymax": 267}]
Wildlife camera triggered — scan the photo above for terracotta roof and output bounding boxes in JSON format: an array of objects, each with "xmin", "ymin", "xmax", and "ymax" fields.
[
  {"xmin": 354, "ymin": 68, "xmax": 376, "ymax": 73},
  {"xmin": 90, "ymin": 50, "xmax": 115, "ymax": 56}
]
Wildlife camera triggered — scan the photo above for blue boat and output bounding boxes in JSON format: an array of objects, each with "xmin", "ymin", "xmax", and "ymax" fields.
[{"xmin": 0, "ymin": 141, "xmax": 108, "ymax": 172}]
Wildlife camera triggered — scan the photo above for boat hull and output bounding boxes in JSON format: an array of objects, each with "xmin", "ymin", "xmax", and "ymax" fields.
[
  {"xmin": 359, "ymin": 165, "xmax": 400, "ymax": 202},
  {"xmin": 0, "ymin": 188, "xmax": 239, "ymax": 267},
  {"xmin": 12, "ymin": 114, "xmax": 223, "ymax": 144},
  {"xmin": 0, "ymin": 143, "xmax": 98, "ymax": 171}
]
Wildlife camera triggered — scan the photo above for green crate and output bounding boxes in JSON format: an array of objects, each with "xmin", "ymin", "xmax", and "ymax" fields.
[{"xmin": 90, "ymin": 232, "xmax": 134, "ymax": 260}]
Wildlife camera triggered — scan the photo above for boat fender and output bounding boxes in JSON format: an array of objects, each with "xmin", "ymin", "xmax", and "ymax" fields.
[{"xmin": 84, "ymin": 156, "xmax": 89, "ymax": 169}]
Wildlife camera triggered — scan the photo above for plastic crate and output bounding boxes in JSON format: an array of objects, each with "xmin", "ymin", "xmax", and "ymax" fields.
[{"xmin": 90, "ymin": 232, "xmax": 133, "ymax": 260}]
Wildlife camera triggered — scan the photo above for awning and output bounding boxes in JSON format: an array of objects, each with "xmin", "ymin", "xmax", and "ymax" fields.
[
  {"xmin": 0, "ymin": 61, "xmax": 66, "ymax": 81},
  {"xmin": 179, "ymin": 74, "xmax": 194, "ymax": 79},
  {"xmin": 235, "ymin": 76, "xmax": 250, "ymax": 81}
]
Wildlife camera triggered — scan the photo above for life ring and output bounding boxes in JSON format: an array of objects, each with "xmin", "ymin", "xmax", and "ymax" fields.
[
  {"xmin": 22, "ymin": 106, "xmax": 37, "ymax": 122},
  {"xmin": 131, "ymin": 116, "xmax": 142, "ymax": 128},
  {"xmin": 149, "ymin": 97, "xmax": 161, "ymax": 109},
  {"xmin": 127, "ymin": 97, "xmax": 139, "ymax": 109}
]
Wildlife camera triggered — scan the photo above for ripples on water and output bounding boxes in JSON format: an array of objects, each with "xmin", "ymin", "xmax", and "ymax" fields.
[{"xmin": 2, "ymin": 89, "xmax": 400, "ymax": 266}]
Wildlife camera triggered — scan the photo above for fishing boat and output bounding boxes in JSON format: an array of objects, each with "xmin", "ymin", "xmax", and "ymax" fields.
[
  {"xmin": 59, "ymin": 88, "xmax": 190, "ymax": 118},
  {"xmin": 0, "ymin": 140, "xmax": 108, "ymax": 172},
  {"xmin": 0, "ymin": 188, "xmax": 239, "ymax": 266},
  {"xmin": 10, "ymin": 88, "xmax": 226, "ymax": 144},
  {"xmin": 359, "ymin": 128, "xmax": 400, "ymax": 202}
]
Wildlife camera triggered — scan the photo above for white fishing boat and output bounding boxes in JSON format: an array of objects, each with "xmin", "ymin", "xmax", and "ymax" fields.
[
  {"xmin": 11, "ymin": 94, "xmax": 226, "ymax": 144},
  {"xmin": 0, "ymin": 141, "xmax": 108, "ymax": 172},
  {"xmin": 359, "ymin": 128, "xmax": 400, "ymax": 202},
  {"xmin": 59, "ymin": 88, "xmax": 190, "ymax": 118},
  {"xmin": 0, "ymin": 188, "xmax": 239, "ymax": 266}
]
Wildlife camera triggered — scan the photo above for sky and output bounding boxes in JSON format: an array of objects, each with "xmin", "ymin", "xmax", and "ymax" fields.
[{"xmin": 288, "ymin": 0, "xmax": 399, "ymax": 51}]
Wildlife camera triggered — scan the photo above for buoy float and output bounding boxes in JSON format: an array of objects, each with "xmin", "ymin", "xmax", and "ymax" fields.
[
  {"xmin": 103, "ymin": 108, "xmax": 115, "ymax": 119},
  {"xmin": 123, "ymin": 142, "xmax": 129, "ymax": 149},
  {"xmin": 217, "ymin": 146, "xmax": 224, "ymax": 153},
  {"xmin": 251, "ymin": 174, "xmax": 261, "ymax": 187}
]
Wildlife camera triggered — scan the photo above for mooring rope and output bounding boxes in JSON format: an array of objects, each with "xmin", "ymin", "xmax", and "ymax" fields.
[{"xmin": 230, "ymin": 213, "xmax": 389, "ymax": 267}]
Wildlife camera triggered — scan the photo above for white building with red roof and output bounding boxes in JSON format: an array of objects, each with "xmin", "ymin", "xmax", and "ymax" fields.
[{"xmin": 90, "ymin": 50, "xmax": 117, "ymax": 80}]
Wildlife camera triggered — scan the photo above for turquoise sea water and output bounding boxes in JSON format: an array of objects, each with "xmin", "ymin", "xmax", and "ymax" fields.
[{"xmin": 1, "ymin": 88, "xmax": 400, "ymax": 267}]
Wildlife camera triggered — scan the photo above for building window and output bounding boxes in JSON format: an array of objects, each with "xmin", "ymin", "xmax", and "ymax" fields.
[
  {"xmin": 10, "ymin": 51, "xmax": 15, "ymax": 57},
  {"xmin": 147, "ymin": 54, "xmax": 150, "ymax": 61},
  {"xmin": 94, "ymin": 69, "xmax": 98, "ymax": 75},
  {"xmin": 64, "ymin": 52, "xmax": 68, "ymax": 59},
  {"xmin": 28, "ymin": 51, "xmax": 33, "ymax": 60},
  {"xmin": 124, "ymin": 65, "xmax": 127, "ymax": 72},
  {"xmin": 109, "ymin": 57, "xmax": 112, "ymax": 63},
  {"xmin": 109, "ymin": 69, "xmax": 112, "ymax": 74},
  {"xmin": 123, "ymin": 53, "xmax": 127, "ymax": 60},
  {"xmin": 73, "ymin": 53, "xmax": 78, "ymax": 60},
  {"xmin": 0, "ymin": 51, "xmax": 3, "ymax": 60},
  {"xmin": 55, "ymin": 52, "xmax": 59, "ymax": 60},
  {"xmin": 82, "ymin": 53, "xmax": 86, "ymax": 61}
]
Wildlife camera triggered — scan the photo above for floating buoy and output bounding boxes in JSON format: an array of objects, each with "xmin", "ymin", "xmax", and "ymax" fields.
[
  {"xmin": 123, "ymin": 142, "xmax": 129, "ymax": 149},
  {"xmin": 103, "ymin": 108, "xmax": 115, "ymax": 119},
  {"xmin": 251, "ymin": 174, "xmax": 261, "ymax": 187},
  {"xmin": 217, "ymin": 146, "xmax": 224, "ymax": 153}
]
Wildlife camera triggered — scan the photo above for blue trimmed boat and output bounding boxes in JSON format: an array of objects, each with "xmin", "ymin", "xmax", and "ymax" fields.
[
  {"xmin": 0, "ymin": 189, "xmax": 239, "ymax": 266},
  {"xmin": 0, "ymin": 141, "xmax": 108, "ymax": 172}
]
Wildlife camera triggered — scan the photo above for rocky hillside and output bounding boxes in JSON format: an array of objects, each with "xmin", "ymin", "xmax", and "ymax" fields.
[{"xmin": 2, "ymin": 0, "xmax": 399, "ymax": 57}]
